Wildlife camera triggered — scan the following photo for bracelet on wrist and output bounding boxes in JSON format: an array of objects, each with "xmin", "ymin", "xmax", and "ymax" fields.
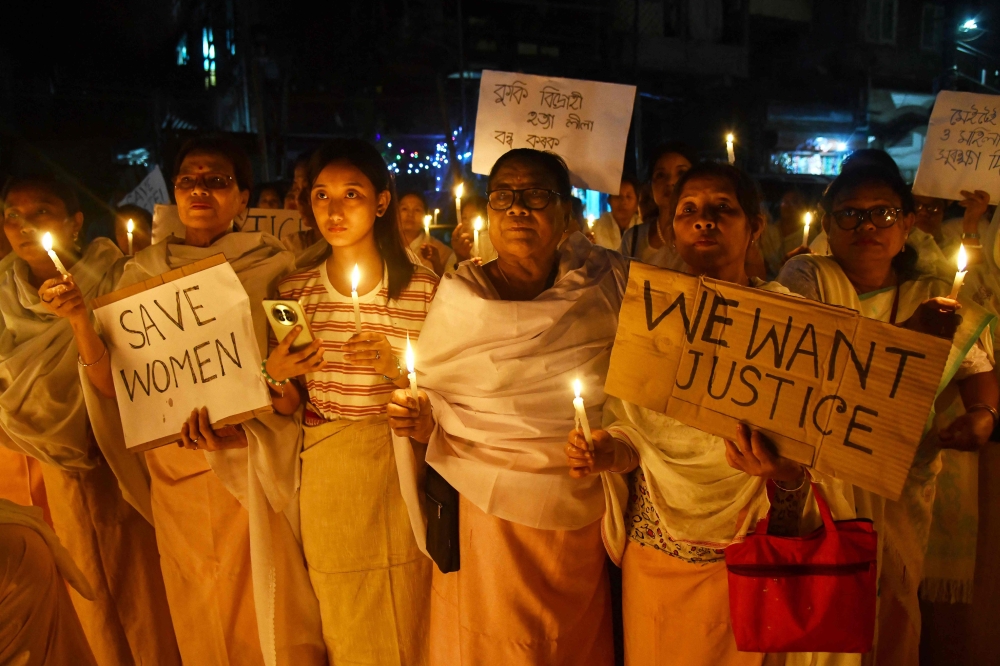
[
  {"xmin": 609, "ymin": 442, "xmax": 637, "ymax": 474},
  {"xmin": 966, "ymin": 403, "xmax": 999, "ymax": 428},
  {"xmin": 962, "ymin": 232, "xmax": 981, "ymax": 240},
  {"xmin": 773, "ymin": 471, "xmax": 807, "ymax": 493},
  {"xmin": 78, "ymin": 345, "xmax": 108, "ymax": 367},
  {"xmin": 382, "ymin": 355, "xmax": 403, "ymax": 382},
  {"xmin": 261, "ymin": 360, "xmax": 290, "ymax": 390}
]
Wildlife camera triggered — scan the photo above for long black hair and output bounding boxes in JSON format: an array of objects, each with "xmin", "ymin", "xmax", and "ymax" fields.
[{"xmin": 299, "ymin": 139, "xmax": 414, "ymax": 300}]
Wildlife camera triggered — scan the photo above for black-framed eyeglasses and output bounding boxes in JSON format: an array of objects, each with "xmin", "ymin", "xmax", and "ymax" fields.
[
  {"xmin": 914, "ymin": 202, "xmax": 943, "ymax": 214},
  {"xmin": 173, "ymin": 173, "xmax": 237, "ymax": 191},
  {"xmin": 831, "ymin": 206, "xmax": 903, "ymax": 231},
  {"xmin": 487, "ymin": 188, "xmax": 562, "ymax": 211}
]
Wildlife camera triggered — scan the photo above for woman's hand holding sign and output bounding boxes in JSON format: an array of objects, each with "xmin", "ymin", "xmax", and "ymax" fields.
[
  {"xmin": 180, "ymin": 406, "xmax": 248, "ymax": 451},
  {"xmin": 725, "ymin": 423, "xmax": 806, "ymax": 484}
]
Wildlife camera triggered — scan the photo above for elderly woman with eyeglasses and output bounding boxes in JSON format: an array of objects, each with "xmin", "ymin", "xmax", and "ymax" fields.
[
  {"xmin": 778, "ymin": 165, "xmax": 998, "ymax": 665},
  {"xmin": 386, "ymin": 148, "xmax": 626, "ymax": 665}
]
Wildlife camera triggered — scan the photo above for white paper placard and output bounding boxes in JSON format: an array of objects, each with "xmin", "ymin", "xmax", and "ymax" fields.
[
  {"xmin": 152, "ymin": 205, "xmax": 305, "ymax": 244},
  {"xmin": 912, "ymin": 91, "xmax": 1000, "ymax": 203},
  {"xmin": 92, "ymin": 256, "xmax": 272, "ymax": 450},
  {"xmin": 118, "ymin": 166, "xmax": 170, "ymax": 214},
  {"xmin": 471, "ymin": 70, "xmax": 637, "ymax": 194}
]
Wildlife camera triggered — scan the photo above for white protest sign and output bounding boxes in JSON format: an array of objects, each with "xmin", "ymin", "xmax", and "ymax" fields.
[
  {"xmin": 152, "ymin": 205, "xmax": 305, "ymax": 244},
  {"xmin": 91, "ymin": 255, "xmax": 272, "ymax": 450},
  {"xmin": 471, "ymin": 70, "xmax": 636, "ymax": 194},
  {"xmin": 912, "ymin": 91, "xmax": 1000, "ymax": 203},
  {"xmin": 118, "ymin": 166, "xmax": 170, "ymax": 214}
]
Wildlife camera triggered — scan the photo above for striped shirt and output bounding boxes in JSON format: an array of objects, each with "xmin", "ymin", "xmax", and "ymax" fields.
[{"xmin": 277, "ymin": 261, "xmax": 438, "ymax": 423}]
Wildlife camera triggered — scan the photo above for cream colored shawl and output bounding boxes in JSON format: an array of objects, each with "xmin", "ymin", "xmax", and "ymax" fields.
[{"xmin": 399, "ymin": 233, "xmax": 627, "ymax": 535}]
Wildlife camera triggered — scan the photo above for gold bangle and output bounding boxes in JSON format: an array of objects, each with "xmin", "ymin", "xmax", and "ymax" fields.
[
  {"xmin": 967, "ymin": 403, "xmax": 999, "ymax": 428},
  {"xmin": 773, "ymin": 473, "xmax": 807, "ymax": 493},
  {"xmin": 609, "ymin": 442, "xmax": 636, "ymax": 474},
  {"xmin": 77, "ymin": 345, "xmax": 107, "ymax": 367}
]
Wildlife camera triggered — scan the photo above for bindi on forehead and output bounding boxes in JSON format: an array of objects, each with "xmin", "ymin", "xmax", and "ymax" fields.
[{"xmin": 180, "ymin": 152, "xmax": 235, "ymax": 174}]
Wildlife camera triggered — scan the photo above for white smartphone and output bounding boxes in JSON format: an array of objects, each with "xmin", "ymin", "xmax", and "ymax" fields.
[{"xmin": 263, "ymin": 300, "xmax": 315, "ymax": 352}]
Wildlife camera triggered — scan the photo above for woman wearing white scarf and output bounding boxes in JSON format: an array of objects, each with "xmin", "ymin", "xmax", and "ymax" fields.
[
  {"xmin": 778, "ymin": 165, "xmax": 997, "ymax": 666},
  {"xmin": 0, "ymin": 176, "xmax": 179, "ymax": 665},
  {"xmin": 387, "ymin": 149, "xmax": 626, "ymax": 665},
  {"xmin": 46, "ymin": 139, "xmax": 325, "ymax": 666}
]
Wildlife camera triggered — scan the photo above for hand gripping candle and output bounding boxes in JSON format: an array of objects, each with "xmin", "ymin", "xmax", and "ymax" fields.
[
  {"xmin": 405, "ymin": 333, "xmax": 418, "ymax": 401},
  {"xmin": 42, "ymin": 232, "xmax": 69, "ymax": 275},
  {"xmin": 572, "ymin": 379, "xmax": 593, "ymax": 450},
  {"xmin": 949, "ymin": 244, "xmax": 968, "ymax": 300},
  {"xmin": 126, "ymin": 218, "xmax": 134, "ymax": 255},
  {"xmin": 350, "ymin": 264, "xmax": 362, "ymax": 333}
]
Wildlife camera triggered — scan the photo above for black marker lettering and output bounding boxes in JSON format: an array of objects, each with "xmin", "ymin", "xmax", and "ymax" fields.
[
  {"xmin": 764, "ymin": 373, "xmax": 795, "ymax": 420},
  {"xmin": 844, "ymin": 406, "xmax": 878, "ymax": 454},
  {"xmin": 119, "ymin": 365, "xmax": 152, "ymax": 401},
  {"xmin": 675, "ymin": 350, "xmax": 703, "ymax": 390},
  {"xmin": 812, "ymin": 394, "xmax": 847, "ymax": 435},
  {"xmin": 884, "ymin": 347, "xmax": 927, "ymax": 398},
  {"xmin": 707, "ymin": 357, "xmax": 737, "ymax": 400},
  {"xmin": 183, "ymin": 286, "xmax": 217, "ymax": 326},
  {"xmin": 644, "ymin": 282, "xmax": 708, "ymax": 342},
  {"xmin": 732, "ymin": 365, "xmax": 761, "ymax": 407},
  {"xmin": 701, "ymin": 295, "xmax": 739, "ymax": 348},
  {"xmin": 785, "ymin": 324, "xmax": 820, "ymax": 379},
  {"xmin": 828, "ymin": 330, "xmax": 875, "ymax": 390},
  {"xmin": 745, "ymin": 310, "xmax": 793, "ymax": 368},
  {"xmin": 169, "ymin": 351, "xmax": 197, "ymax": 388},
  {"xmin": 193, "ymin": 341, "xmax": 217, "ymax": 382},
  {"xmin": 154, "ymin": 291, "xmax": 185, "ymax": 331},
  {"xmin": 139, "ymin": 304, "xmax": 166, "ymax": 345},
  {"xmin": 151, "ymin": 360, "xmax": 171, "ymax": 393},
  {"xmin": 119, "ymin": 310, "xmax": 146, "ymax": 349},
  {"xmin": 215, "ymin": 333, "xmax": 242, "ymax": 376}
]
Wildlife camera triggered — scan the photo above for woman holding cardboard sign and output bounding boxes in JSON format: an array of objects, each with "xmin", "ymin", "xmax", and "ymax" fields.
[
  {"xmin": 567, "ymin": 162, "xmax": 859, "ymax": 666},
  {"xmin": 778, "ymin": 165, "xmax": 998, "ymax": 666},
  {"xmin": 0, "ymin": 175, "xmax": 181, "ymax": 665},
  {"xmin": 53, "ymin": 137, "xmax": 326, "ymax": 666}
]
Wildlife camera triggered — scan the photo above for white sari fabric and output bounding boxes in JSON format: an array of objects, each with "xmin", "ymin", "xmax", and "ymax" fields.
[{"xmin": 395, "ymin": 232, "xmax": 627, "ymax": 540}]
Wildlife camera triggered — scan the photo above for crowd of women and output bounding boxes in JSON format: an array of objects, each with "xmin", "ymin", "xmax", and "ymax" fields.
[{"xmin": 0, "ymin": 131, "xmax": 997, "ymax": 666}]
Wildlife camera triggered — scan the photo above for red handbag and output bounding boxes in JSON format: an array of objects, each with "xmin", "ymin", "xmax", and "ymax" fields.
[{"xmin": 725, "ymin": 482, "xmax": 877, "ymax": 654}]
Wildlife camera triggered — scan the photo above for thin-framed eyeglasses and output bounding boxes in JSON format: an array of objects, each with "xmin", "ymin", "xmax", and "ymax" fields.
[
  {"xmin": 487, "ymin": 188, "xmax": 562, "ymax": 211},
  {"xmin": 173, "ymin": 173, "xmax": 237, "ymax": 191},
  {"xmin": 914, "ymin": 202, "xmax": 943, "ymax": 214},
  {"xmin": 831, "ymin": 206, "xmax": 903, "ymax": 231}
]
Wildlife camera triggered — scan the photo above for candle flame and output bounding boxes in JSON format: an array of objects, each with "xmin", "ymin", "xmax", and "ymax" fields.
[
  {"xmin": 127, "ymin": 218, "xmax": 134, "ymax": 233},
  {"xmin": 423, "ymin": 214, "xmax": 432, "ymax": 232},
  {"xmin": 434, "ymin": 208, "xmax": 440, "ymax": 214},
  {"xmin": 473, "ymin": 216, "xmax": 484, "ymax": 232},
  {"xmin": 455, "ymin": 183, "xmax": 464, "ymax": 199},
  {"xmin": 957, "ymin": 244, "xmax": 968, "ymax": 272},
  {"xmin": 42, "ymin": 232, "xmax": 54, "ymax": 252},
  {"xmin": 351, "ymin": 264, "xmax": 360, "ymax": 291},
  {"xmin": 587, "ymin": 215, "xmax": 595, "ymax": 229},
  {"xmin": 405, "ymin": 333, "xmax": 415, "ymax": 374},
  {"xmin": 573, "ymin": 378, "xmax": 582, "ymax": 399},
  {"xmin": 726, "ymin": 133, "xmax": 735, "ymax": 144},
  {"xmin": 803, "ymin": 211, "xmax": 812, "ymax": 226}
]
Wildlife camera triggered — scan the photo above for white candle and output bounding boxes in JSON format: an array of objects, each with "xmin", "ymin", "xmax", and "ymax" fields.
[
  {"xmin": 433, "ymin": 208, "xmax": 440, "ymax": 227},
  {"xmin": 454, "ymin": 183, "xmax": 464, "ymax": 227},
  {"xmin": 572, "ymin": 379, "xmax": 593, "ymax": 450},
  {"xmin": 350, "ymin": 264, "xmax": 362, "ymax": 333},
  {"xmin": 726, "ymin": 133, "xmax": 736, "ymax": 165},
  {"xmin": 801, "ymin": 212, "xmax": 812, "ymax": 248},
  {"xmin": 405, "ymin": 333, "xmax": 418, "ymax": 401},
  {"xmin": 126, "ymin": 218, "xmax": 134, "ymax": 255},
  {"xmin": 949, "ymin": 244, "xmax": 968, "ymax": 299},
  {"xmin": 42, "ymin": 232, "xmax": 69, "ymax": 275},
  {"xmin": 473, "ymin": 216, "xmax": 483, "ymax": 259},
  {"xmin": 423, "ymin": 214, "xmax": 432, "ymax": 238}
]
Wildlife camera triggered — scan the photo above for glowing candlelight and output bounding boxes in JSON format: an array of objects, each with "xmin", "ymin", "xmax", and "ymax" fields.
[
  {"xmin": 433, "ymin": 208, "xmax": 440, "ymax": 227},
  {"xmin": 726, "ymin": 133, "xmax": 735, "ymax": 165},
  {"xmin": 350, "ymin": 264, "xmax": 362, "ymax": 334},
  {"xmin": 126, "ymin": 218, "xmax": 134, "ymax": 255},
  {"xmin": 587, "ymin": 215, "xmax": 595, "ymax": 230},
  {"xmin": 423, "ymin": 214, "xmax": 432, "ymax": 238},
  {"xmin": 801, "ymin": 212, "xmax": 812, "ymax": 248},
  {"xmin": 949, "ymin": 244, "xmax": 968, "ymax": 299},
  {"xmin": 454, "ymin": 183, "xmax": 464, "ymax": 228},
  {"xmin": 42, "ymin": 232, "xmax": 69, "ymax": 275},
  {"xmin": 572, "ymin": 379, "xmax": 593, "ymax": 450},
  {"xmin": 473, "ymin": 216, "xmax": 484, "ymax": 259},
  {"xmin": 405, "ymin": 333, "xmax": 418, "ymax": 401}
]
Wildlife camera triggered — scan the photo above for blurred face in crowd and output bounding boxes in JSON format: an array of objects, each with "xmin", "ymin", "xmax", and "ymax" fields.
[
  {"xmin": 173, "ymin": 151, "xmax": 249, "ymax": 238},
  {"xmin": 778, "ymin": 190, "xmax": 805, "ymax": 225},
  {"xmin": 609, "ymin": 180, "xmax": 638, "ymax": 227},
  {"xmin": 114, "ymin": 213, "xmax": 151, "ymax": 255},
  {"xmin": 824, "ymin": 181, "xmax": 914, "ymax": 281},
  {"xmin": 912, "ymin": 195, "xmax": 945, "ymax": 236},
  {"xmin": 3, "ymin": 184, "xmax": 83, "ymax": 268},
  {"xmin": 284, "ymin": 163, "xmax": 310, "ymax": 211},
  {"xmin": 487, "ymin": 158, "xmax": 569, "ymax": 264},
  {"xmin": 309, "ymin": 159, "xmax": 390, "ymax": 250},
  {"xmin": 398, "ymin": 194, "xmax": 427, "ymax": 244},
  {"xmin": 461, "ymin": 200, "xmax": 484, "ymax": 227},
  {"xmin": 257, "ymin": 186, "xmax": 283, "ymax": 210},
  {"xmin": 650, "ymin": 152, "xmax": 692, "ymax": 210},
  {"xmin": 672, "ymin": 175, "xmax": 761, "ymax": 280}
]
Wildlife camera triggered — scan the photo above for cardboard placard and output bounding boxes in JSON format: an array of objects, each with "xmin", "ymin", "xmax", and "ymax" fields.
[
  {"xmin": 152, "ymin": 205, "xmax": 305, "ymax": 244},
  {"xmin": 471, "ymin": 70, "xmax": 636, "ymax": 194},
  {"xmin": 92, "ymin": 255, "xmax": 272, "ymax": 451},
  {"xmin": 605, "ymin": 263, "xmax": 953, "ymax": 500},
  {"xmin": 118, "ymin": 166, "xmax": 171, "ymax": 214},
  {"xmin": 912, "ymin": 91, "xmax": 1000, "ymax": 204}
]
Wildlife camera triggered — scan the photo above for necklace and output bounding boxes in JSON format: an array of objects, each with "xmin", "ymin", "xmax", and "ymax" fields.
[{"xmin": 654, "ymin": 219, "xmax": 667, "ymax": 247}]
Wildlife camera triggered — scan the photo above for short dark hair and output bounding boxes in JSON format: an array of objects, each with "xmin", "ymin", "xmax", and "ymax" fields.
[
  {"xmin": 174, "ymin": 135, "xmax": 254, "ymax": 192},
  {"xmin": 571, "ymin": 196, "xmax": 585, "ymax": 219},
  {"xmin": 647, "ymin": 142, "xmax": 697, "ymax": 182},
  {"xmin": 460, "ymin": 195, "xmax": 487, "ymax": 217},
  {"xmin": 616, "ymin": 175, "xmax": 640, "ymax": 197},
  {"xmin": 398, "ymin": 191, "xmax": 428, "ymax": 210},
  {"xmin": 253, "ymin": 181, "xmax": 287, "ymax": 206},
  {"xmin": 299, "ymin": 139, "xmax": 415, "ymax": 300},
  {"xmin": 840, "ymin": 149, "xmax": 901, "ymax": 177},
  {"xmin": 488, "ymin": 148, "xmax": 572, "ymax": 199},
  {"xmin": 1, "ymin": 175, "xmax": 81, "ymax": 216},
  {"xmin": 115, "ymin": 204, "xmax": 152, "ymax": 230},
  {"xmin": 668, "ymin": 161, "xmax": 762, "ymax": 227},
  {"xmin": 820, "ymin": 165, "xmax": 914, "ymax": 215}
]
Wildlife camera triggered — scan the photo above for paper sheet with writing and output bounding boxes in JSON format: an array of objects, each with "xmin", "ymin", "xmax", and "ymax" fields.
[
  {"xmin": 118, "ymin": 166, "xmax": 170, "ymax": 214},
  {"xmin": 91, "ymin": 256, "xmax": 272, "ymax": 450},
  {"xmin": 152, "ymin": 204, "xmax": 305, "ymax": 244},
  {"xmin": 471, "ymin": 70, "xmax": 636, "ymax": 194},
  {"xmin": 605, "ymin": 263, "xmax": 953, "ymax": 501},
  {"xmin": 912, "ymin": 91, "xmax": 1000, "ymax": 203}
]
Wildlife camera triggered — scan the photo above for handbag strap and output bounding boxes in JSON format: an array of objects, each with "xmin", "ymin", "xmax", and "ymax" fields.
[{"xmin": 755, "ymin": 480, "xmax": 835, "ymax": 535}]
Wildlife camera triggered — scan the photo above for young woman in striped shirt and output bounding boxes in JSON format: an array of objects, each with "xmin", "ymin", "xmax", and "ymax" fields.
[{"xmin": 264, "ymin": 139, "xmax": 438, "ymax": 665}]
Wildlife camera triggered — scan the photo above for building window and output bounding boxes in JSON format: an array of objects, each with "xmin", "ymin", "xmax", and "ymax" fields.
[
  {"xmin": 202, "ymin": 27, "xmax": 216, "ymax": 89},
  {"xmin": 176, "ymin": 34, "xmax": 189, "ymax": 66},
  {"xmin": 920, "ymin": 4, "xmax": 945, "ymax": 51},
  {"xmin": 866, "ymin": 0, "xmax": 898, "ymax": 45}
]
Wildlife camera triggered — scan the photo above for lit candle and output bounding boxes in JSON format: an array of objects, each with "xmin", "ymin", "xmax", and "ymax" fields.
[
  {"xmin": 350, "ymin": 264, "xmax": 362, "ymax": 334},
  {"xmin": 42, "ymin": 232, "xmax": 69, "ymax": 276},
  {"xmin": 572, "ymin": 379, "xmax": 593, "ymax": 450},
  {"xmin": 801, "ymin": 212, "xmax": 812, "ymax": 248},
  {"xmin": 405, "ymin": 333, "xmax": 418, "ymax": 401},
  {"xmin": 423, "ymin": 214, "xmax": 432, "ymax": 238},
  {"xmin": 949, "ymin": 244, "xmax": 968, "ymax": 300},
  {"xmin": 473, "ymin": 216, "xmax": 483, "ymax": 259},
  {"xmin": 433, "ymin": 208, "xmax": 440, "ymax": 227},
  {"xmin": 126, "ymin": 218, "xmax": 134, "ymax": 255},
  {"xmin": 587, "ymin": 215, "xmax": 595, "ymax": 231},
  {"xmin": 454, "ymin": 183, "xmax": 464, "ymax": 227},
  {"xmin": 726, "ymin": 133, "xmax": 736, "ymax": 165}
]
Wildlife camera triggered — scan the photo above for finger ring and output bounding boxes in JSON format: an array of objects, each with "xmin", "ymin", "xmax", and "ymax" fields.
[
  {"xmin": 42, "ymin": 296, "xmax": 54, "ymax": 304},
  {"xmin": 192, "ymin": 437, "xmax": 199, "ymax": 443},
  {"xmin": 375, "ymin": 351, "xmax": 380, "ymax": 360}
]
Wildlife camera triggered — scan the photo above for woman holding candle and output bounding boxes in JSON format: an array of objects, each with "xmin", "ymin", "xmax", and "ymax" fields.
[
  {"xmin": 567, "ymin": 161, "xmax": 847, "ymax": 666},
  {"xmin": 264, "ymin": 138, "xmax": 439, "ymax": 665},
  {"xmin": 778, "ymin": 165, "xmax": 998, "ymax": 665},
  {"xmin": 0, "ymin": 176, "xmax": 180, "ymax": 665},
  {"xmin": 450, "ymin": 195, "xmax": 497, "ymax": 270},
  {"xmin": 386, "ymin": 148, "xmax": 627, "ymax": 665},
  {"xmin": 398, "ymin": 190, "xmax": 456, "ymax": 275},
  {"xmin": 51, "ymin": 137, "xmax": 326, "ymax": 666}
]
